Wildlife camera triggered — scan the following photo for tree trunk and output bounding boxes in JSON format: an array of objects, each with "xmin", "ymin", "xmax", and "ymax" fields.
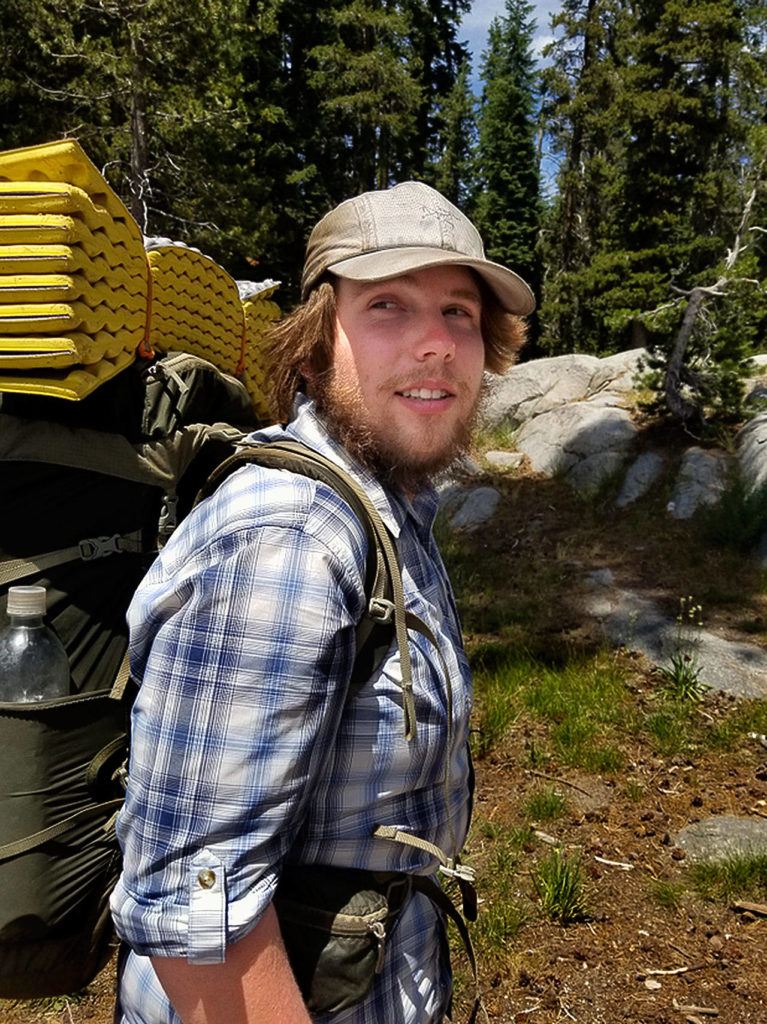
[
  {"xmin": 130, "ymin": 27, "xmax": 148, "ymax": 233},
  {"xmin": 664, "ymin": 288, "xmax": 706, "ymax": 424},
  {"xmin": 559, "ymin": 0, "xmax": 597, "ymax": 273}
]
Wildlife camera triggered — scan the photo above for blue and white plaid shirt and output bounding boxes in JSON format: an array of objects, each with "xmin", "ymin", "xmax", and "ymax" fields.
[{"xmin": 111, "ymin": 396, "xmax": 474, "ymax": 1023}]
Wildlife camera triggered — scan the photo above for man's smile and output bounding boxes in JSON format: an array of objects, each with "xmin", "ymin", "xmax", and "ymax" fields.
[{"xmin": 396, "ymin": 387, "xmax": 453, "ymax": 400}]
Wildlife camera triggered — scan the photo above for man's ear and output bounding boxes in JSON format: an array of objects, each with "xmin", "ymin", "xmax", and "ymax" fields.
[{"xmin": 299, "ymin": 361, "xmax": 316, "ymax": 396}]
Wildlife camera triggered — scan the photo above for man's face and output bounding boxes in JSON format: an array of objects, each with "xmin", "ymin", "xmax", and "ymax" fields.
[{"xmin": 313, "ymin": 265, "xmax": 486, "ymax": 488}]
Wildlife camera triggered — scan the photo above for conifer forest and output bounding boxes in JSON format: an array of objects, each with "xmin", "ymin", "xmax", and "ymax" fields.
[{"xmin": 2, "ymin": 0, "xmax": 766, "ymax": 423}]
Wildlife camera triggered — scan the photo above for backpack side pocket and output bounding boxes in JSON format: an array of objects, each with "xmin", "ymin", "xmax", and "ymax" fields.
[{"xmin": 0, "ymin": 690, "xmax": 126, "ymax": 998}]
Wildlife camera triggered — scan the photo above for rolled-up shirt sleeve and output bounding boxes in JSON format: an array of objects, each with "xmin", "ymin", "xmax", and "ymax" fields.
[{"xmin": 110, "ymin": 472, "xmax": 367, "ymax": 961}]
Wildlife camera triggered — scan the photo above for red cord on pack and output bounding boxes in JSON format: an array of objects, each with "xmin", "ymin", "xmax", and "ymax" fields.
[{"xmin": 137, "ymin": 253, "xmax": 155, "ymax": 360}]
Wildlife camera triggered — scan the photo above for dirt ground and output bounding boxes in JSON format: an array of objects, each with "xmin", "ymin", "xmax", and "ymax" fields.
[
  {"xmin": 465, "ymin": 724, "xmax": 767, "ymax": 1023},
  {"xmin": 7, "ymin": 736, "xmax": 767, "ymax": 1024},
  {"xmin": 4, "ymin": 424, "xmax": 767, "ymax": 1023}
]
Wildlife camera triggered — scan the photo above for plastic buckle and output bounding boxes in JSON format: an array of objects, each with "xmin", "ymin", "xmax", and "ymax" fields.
[
  {"xmin": 368, "ymin": 597, "xmax": 395, "ymax": 624},
  {"xmin": 439, "ymin": 861, "xmax": 477, "ymax": 884},
  {"xmin": 159, "ymin": 495, "xmax": 179, "ymax": 536},
  {"xmin": 111, "ymin": 762, "xmax": 129, "ymax": 792},
  {"xmin": 79, "ymin": 534, "xmax": 122, "ymax": 560}
]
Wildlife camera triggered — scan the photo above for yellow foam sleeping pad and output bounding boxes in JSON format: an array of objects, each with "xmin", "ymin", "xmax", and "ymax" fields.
[
  {"xmin": 0, "ymin": 139, "xmax": 279, "ymax": 408},
  {"xmin": 0, "ymin": 330, "xmax": 126, "ymax": 367},
  {"xmin": 0, "ymin": 274, "xmax": 147, "ymax": 309},
  {"xmin": 0, "ymin": 181, "xmax": 130, "ymax": 230},
  {"xmin": 0, "ymin": 258, "xmax": 147, "ymax": 355},
  {"xmin": 0, "ymin": 245, "xmax": 147, "ymax": 289},
  {"xmin": 0, "ymin": 213, "xmax": 143, "ymax": 262},
  {"xmin": 0, "ymin": 348, "xmax": 135, "ymax": 400},
  {"xmin": 147, "ymin": 245, "xmax": 245, "ymax": 378},
  {"xmin": 0, "ymin": 139, "xmax": 135, "ymax": 224},
  {"xmin": 0, "ymin": 139, "xmax": 149, "ymax": 399},
  {"xmin": 0, "ymin": 276, "xmax": 147, "ymax": 386},
  {"xmin": 0, "ymin": 302, "xmax": 145, "ymax": 335},
  {"xmin": 242, "ymin": 282, "xmax": 281, "ymax": 422}
]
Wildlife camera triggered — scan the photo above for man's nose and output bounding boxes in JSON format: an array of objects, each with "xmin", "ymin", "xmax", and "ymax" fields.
[{"xmin": 414, "ymin": 312, "xmax": 455, "ymax": 361}]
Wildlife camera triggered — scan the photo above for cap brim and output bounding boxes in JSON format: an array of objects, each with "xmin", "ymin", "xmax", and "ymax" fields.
[{"xmin": 328, "ymin": 246, "xmax": 535, "ymax": 316}]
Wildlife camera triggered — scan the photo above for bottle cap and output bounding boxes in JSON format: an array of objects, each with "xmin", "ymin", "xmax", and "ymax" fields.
[{"xmin": 7, "ymin": 585, "xmax": 47, "ymax": 616}]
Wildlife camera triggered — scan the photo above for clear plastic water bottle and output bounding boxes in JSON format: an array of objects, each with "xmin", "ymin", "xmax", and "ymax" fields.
[{"xmin": 0, "ymin": 586, "xmax": 70, "ymax": 702}]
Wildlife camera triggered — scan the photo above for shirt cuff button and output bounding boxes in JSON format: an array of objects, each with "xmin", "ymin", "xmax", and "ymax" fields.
[{"xmin": 197, "ymin": 868, "xmax": 216, "ymax": 889}]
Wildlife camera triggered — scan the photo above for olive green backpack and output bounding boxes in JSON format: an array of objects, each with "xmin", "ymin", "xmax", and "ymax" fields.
[{"xmin": 0, "ymin": 353, "xmax": 251, "ymax": 1000}]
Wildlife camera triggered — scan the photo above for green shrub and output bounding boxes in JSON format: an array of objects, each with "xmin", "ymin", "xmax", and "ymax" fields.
[{"xmin": 701, "ymin": 476, "xmax": 767, "ymax": 554}]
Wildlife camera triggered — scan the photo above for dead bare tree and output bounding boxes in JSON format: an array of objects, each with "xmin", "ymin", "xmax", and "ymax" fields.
[{"xmin": 648, "ymin": 163, "xmax": 765, "ymax": 429}]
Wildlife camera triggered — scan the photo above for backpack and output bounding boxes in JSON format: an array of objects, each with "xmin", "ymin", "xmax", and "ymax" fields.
[{"xmin": 0, "ymin": 362, "xmax": 413, "ymax": 1000}]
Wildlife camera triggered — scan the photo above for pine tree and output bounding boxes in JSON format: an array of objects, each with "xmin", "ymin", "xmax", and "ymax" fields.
[
  {"xmin": 632, "ymin": 0, "xmax": 767, "ymax": 427},
  {"xmin": 401, "ymin": 0, "xmax": 472, "ymax": 179},
  {"xmin": 536, "ymin": 0, "xmax": 627, "ymax": 353},
  {"xmin": 0, "ymin": 0, "xmax": 77, "ymax": 150},
  {"xmin": 0, "ymin": 0, "xmax": 509, "ymax": 299},
  {"xmin": 266, "ymin": 0, "xmax": 472, "ymax": 293},
  {"xmin": 433, "ymin": 60, "xmax": 477, "ymax": 206},
  {"xmin": 305, "ymin": 0, "xmax": 422, "ymax": 195},
  {"xmin": 473, "ymin": 0, "xmax": 541, "ymax": 287},
  {"xmin": 539, "ymin": 0, "xmax": 767, "ymax": 425},
  {"xmin": 0, "ymin": 0, "xmax": 254, "ymax": 244}
]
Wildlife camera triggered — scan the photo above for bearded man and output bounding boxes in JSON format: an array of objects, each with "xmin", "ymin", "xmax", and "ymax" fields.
[{"xmin": 111, "ymin": 181, "xmax": 534, "ymax": 1024}]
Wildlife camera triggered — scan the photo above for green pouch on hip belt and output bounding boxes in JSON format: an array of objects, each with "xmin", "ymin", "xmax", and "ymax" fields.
[{"xmin": 273, "ymin": 864, "xmax": 411, "ymax": 1017}]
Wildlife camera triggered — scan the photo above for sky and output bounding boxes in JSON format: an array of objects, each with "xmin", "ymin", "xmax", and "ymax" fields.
[{"xmin": 461, "ymin": 0, "xmax": 561, "ymax": 78}]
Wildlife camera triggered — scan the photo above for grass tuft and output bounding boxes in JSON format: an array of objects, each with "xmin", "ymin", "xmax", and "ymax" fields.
[
  {"xmin": 690, "ymin": 853, "xmax": 767, "ymax": 903},
  {"xmin": 532, "ymin": 848, "xmax": 589, "ymax": 924},
  {"xmin": 524, "ymin": 785, "xmax": 568, "ymax": 822},
  {"xmin": 467, "ymin": 820, "xmax": 532, "ymax": 955},
  {"xmin": 700, "ymin": 475, "xmax": 767, "ymax": 554},
  {"xmin": 624, "ymin": 778, "xmax": 645, "ymax": 802},
  {"xmin": 658, "ymin": 650, "xmax": 709, "ymax": 702},
  {"xmin": 651, "ymin": 879, "xmax": 687, "ymax": 910},
  {"xmin": 472, "ymin": 646, "xmax": 632, "ymax": 771}
]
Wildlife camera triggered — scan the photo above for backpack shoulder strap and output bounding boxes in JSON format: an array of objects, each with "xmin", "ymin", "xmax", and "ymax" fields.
[{"xmin": 196, "ymin": 440, "xmax": 418, "ymax": 741}]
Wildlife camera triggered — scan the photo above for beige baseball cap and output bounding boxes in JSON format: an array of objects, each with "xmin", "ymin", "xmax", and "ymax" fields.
[{"xmin": 301, "ymin": 181, "xmax": 535, "ymax": 315}]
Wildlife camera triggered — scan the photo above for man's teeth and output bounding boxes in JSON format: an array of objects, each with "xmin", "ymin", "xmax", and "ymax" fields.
[{"xmin": 400, "ymin": 388, "xmax": 449, "ymax": 400}]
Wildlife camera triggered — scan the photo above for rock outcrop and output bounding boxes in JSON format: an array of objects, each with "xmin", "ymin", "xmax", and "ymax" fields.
[
  {"xmin": 442, "ymin": 351, "xmax": 767, "ymax": 540},
  {"xmin": 481, "ymin": 350, "xmax": 767, "ymax": 514}
]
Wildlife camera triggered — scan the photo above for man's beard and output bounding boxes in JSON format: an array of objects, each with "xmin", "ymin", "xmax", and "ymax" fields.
[{"xmin": 311, "ymin": 367, "xmax": 485, "ymax": 493}]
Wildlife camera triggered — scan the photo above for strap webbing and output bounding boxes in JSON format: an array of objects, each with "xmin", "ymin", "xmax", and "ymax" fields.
[
  {"xmin": 404, "ymin": 611, "xmax": 459, "ymax": 859},
  {"xmin": 0, "ymin": 798, "xmax": 124, "ymax": 862},
  {"xmin": 373, "ymin": 824, "xmax": 477, "ymax": 919},
  {"xmin": 410, "ymin": 875, "xmax": 488, "ymax": 1024},
  {"xmin": 84, "ymin": 733, "xmax": 129, "ymax": 793},
  {"xmin": 0, "ymin": 529, "xmax": 146, "ymax": 588},
  {"xmin": 372, "ymin": 825, "xmax": 473, "ymax": 882},
  {"xmin": 198, "ymin": 440, "xmax": 418, "ymax": 740},
  {"xmin": 110, "ymin": 648, "xmax": 133, "ymax": 701}
]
